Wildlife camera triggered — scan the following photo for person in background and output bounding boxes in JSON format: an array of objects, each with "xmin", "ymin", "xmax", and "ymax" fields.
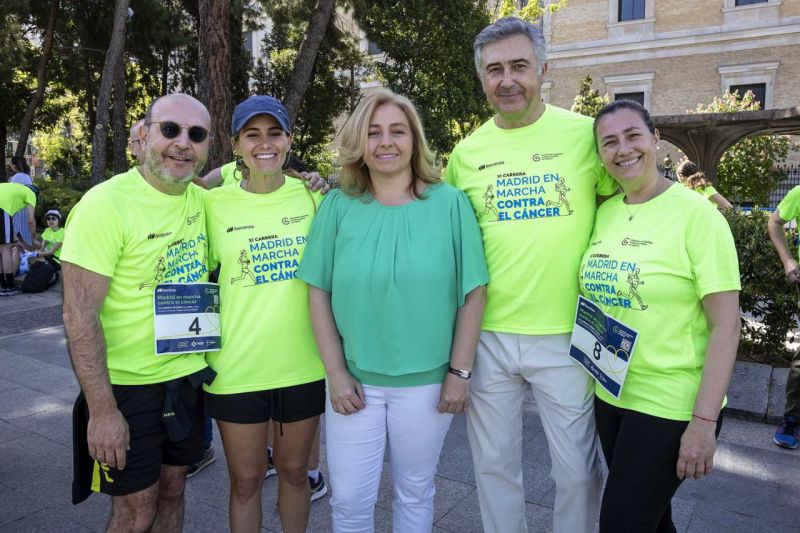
[
  {"xmin": 676, "ymin": 159, "xmax": 733, "ymax": 209},
  {"xmin": 767, "ymin": 186, "xmax": 800, "ymax": 449},
  {"xmin": 299, "ymin": 88, "xmax": 488, "ymax": 533},
  {"xmin": 18, "ymin": 209, "xmax": 65, "ymax": 270},
  {"xmin": 8, "ymin": 156, "xmax": 35, "ymax": 249},
  {"xmin": 0, "ymin": 182, "xmax": 36, "ymax": 295},
  {"xmin": 586, "ymin": 99, "xmax": 740, "ymax": 531},
  {"xmin": 128, "ymin": 119, "xmax": 146, "ymax": 165}
]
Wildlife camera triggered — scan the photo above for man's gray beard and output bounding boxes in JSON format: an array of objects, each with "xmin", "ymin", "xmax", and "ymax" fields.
[{"xmin": 144, "ymin": 151, "xmax": 206, "ymax": 187}]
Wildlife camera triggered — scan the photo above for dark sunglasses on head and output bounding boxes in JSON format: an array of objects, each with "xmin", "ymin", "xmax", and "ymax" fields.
[{"xmin": 147, "ymin": 121, "xmax": 209, "ymax": 143}]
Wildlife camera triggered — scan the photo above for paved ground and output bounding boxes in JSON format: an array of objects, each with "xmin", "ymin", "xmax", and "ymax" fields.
[{"xmin": 1, "ymin": 283, "xmax": 799, "ymax": 532}]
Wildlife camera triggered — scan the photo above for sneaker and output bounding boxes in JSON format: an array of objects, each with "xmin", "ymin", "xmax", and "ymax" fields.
[
  {"xmin": 265, "ymin": 449, "xmax": 277, "ymax": 479},
  {"xmin": 5, "ymin": 288, "xmax": 19, "ymax": 296},
  {"xmin": 309, "ymin": 472, "xmax": 328, "ymax": 502},
  {"xmin": 773, "ymin": 416, "xmax": 799, "ymax": 449},
  {"xmin": 186, "ymin": 447, "xmax": 216, "ymax": 478},
  {"xmin": 0, "ymin": 288, "xmax": 8, "ymax": 297}
]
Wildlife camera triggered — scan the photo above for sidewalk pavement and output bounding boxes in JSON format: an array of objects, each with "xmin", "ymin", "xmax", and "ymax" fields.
[{"xmin": 1, "ymin": 284, "xmax": 799, "ymax": 532}]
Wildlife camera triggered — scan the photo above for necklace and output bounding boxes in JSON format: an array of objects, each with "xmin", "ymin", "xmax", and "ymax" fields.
[
  {"xmin": 624, "ymin": 201, "xmax": 644, "ymax": 221},
  {"xmin": 623, "ymin": 177, "xmax": 673, "ymax": 221}
]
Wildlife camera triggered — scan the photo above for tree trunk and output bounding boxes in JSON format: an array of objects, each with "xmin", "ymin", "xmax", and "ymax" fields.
[
  {"xmin": 283, "ymin": 0, "xmax": 336, "ymax": 125},
  {"xmin": 15, "ymin": 0, "xmax": 60, "ymax": 160},
  {"xmin": 111, "ymin": 58, "xmax": 127, "ymax": 173},
  {"xmin": 161, "ymin": 46, "xmax": 169, "ymax": 95},
  {"xmin": 0, "ymin": 121, "xmax": 7, "ymax": 182},
  {"xmin": 90, "ymin": 0, "xmax": 129, "ymax": 184},
  {"xmin": 85, "ymin": 61, "xmax": 96, "ymax": 134},
  {"xmin": 198, "ymin": 0, "xmax": 232, "ymax": 172}
]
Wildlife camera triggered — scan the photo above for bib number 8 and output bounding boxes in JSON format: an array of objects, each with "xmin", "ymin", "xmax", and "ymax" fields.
[
  {"xmin": 189, "ymin": 317, "xmax": 202, "ymax": 335},
  {"xmin": 593, "ymin": 342, "xmax": 602, "ymax": 361}
]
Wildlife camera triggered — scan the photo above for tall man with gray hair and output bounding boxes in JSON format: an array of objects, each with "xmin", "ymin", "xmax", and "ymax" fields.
[{"xmin": 444, "ymin": 17, "xmax": 616, "ymax": 532}]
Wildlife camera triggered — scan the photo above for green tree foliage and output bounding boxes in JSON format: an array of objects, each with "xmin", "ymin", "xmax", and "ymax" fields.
[
  {"xmin": 571, "ymin": 75, "xmax": 609, "ymax": 118},
  {"xmin": 495, "ymin": 0, "xmax": 568, "ymax": 22},
  {"xmin": 252, "ymin": 0, "xmax": 364, "ymax": 170},
  {"xmin": 34, "ymin": 94, "xmax": 93, "ymax": 220},
  {"xmin": 0, "ymin": 0, "xmax": 35, "ymax": 179},
  {"xmin": 692, "ymin": 91, "xmax": 797, "ymax": 205},
  {"xmin": 723, "ymin": 209, "xmax": 795, "ymax": 362},
  {"xmin": 35, "ymin": 95, "xmax": 90, "ymax": 180},
  {"xmin": 351, "ymin": 0, "xmax": 492, "ymax": 159}
]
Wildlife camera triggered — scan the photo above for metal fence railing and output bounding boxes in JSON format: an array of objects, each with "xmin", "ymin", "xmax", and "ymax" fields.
[
  {"xmin": 655, "ymin": 164, "xmax": 800, "ymax": 209},
  {"xmin": 769, "ymin": 165, "xmax": 800, "ymax": 209}
]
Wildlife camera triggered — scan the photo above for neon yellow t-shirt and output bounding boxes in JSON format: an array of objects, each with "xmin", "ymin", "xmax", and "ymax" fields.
[
  {"xmin": 683, "ymin": 182, "xmax": 719, "ymax": 200},
  {"xmin": 203, "ymin": 177, "xmax": 325, "ymax": 394},
  {"xmin": 579, "ymin": 184, "xmax": 740, "ymax": 420},
  {"xmin": 0, "ymin": 182, "xmax": 36, "ymax": 214},
  {"xmin": 699, "ymin": 185, "xmax": 718, "ymax": 199},
  {"xmin": 61, "ymin": 168, "xmax": 209, "ymax": 385},
  {"xmin": 220, "ymin": 161, "xmax": 243, "ymax": 187},
  {"xmin": 445, "ymin": 105, "xmax": 617, "ymax": 335},
  {"xmin": 42, "ymin": 227, "xmax": 65, "ymax": 260},
  {"xmin": 777, "ymin": 186, "xmax": 800, "ymax": 261}
]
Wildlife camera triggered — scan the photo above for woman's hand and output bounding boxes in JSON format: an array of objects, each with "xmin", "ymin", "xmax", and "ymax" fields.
[
  {"xmin": 676, "ymin": 418, "xmax": 717, "ymax": 480},
  {"xmin": 437, "ymin": 373, "xmax": 470, "ymax": 414},
  {"xmin": 327, "ymin": 369, "xmax": 365, "ymax": 415}
]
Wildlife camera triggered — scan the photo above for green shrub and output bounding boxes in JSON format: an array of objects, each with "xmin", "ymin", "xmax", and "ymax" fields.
[
  {"xmin": 34, "ymin": 177, "xmax": 91, "ymax": 226},
  {"xmin": 723, "ymin": 209, "xmax": 796, "ymax": 363}
]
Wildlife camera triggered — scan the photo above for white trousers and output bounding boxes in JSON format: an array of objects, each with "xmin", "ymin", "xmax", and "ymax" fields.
[
  {"xmin": 326, "ymin": 383, "xmax": 453, "ymax": 533},
  {"xmin": 467, "ymin": 331, "xmax": 602, "ymax": 533}
]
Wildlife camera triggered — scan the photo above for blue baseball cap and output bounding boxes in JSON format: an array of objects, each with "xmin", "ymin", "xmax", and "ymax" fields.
[{"xmin": 231, "ymin": 95, "xmax": 292, "ymax": 136}]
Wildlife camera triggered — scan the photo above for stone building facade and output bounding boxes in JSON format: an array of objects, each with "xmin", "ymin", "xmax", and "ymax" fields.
[{"xmin": 542, "ymin": 0, "xmax": 800, "ymax": 115}]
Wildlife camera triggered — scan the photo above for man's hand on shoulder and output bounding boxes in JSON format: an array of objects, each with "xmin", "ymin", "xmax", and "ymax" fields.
[{"xmin": 300, "ymin": 171, "xmax": 331, "ymax": 195}]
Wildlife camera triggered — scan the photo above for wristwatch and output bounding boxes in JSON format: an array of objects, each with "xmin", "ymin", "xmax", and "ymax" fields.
[{"xmin": 448, "ymin": 367, "xmax": 472, "ymax": 379}]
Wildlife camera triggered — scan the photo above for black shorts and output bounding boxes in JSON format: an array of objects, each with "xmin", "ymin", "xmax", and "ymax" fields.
[
  {"xmin": 205, "ymin": 379, "xmax": 325, "ymax": 424},
  {"xmin": 72, "ymin": 368, "xmax": 213, "ymax": 500},
  {"xmin": 0, "ymin": 210, "xmax": 14, "ymax": 245}
]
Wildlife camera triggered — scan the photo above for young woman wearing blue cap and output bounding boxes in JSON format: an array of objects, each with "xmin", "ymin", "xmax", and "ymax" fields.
[{"xmin": 203, "ymin": 95, "xmax": 326, "ymax": 533}]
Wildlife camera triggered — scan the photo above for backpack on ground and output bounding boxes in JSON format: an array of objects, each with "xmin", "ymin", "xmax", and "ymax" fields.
[{"xmin": 21, "ymin": 260, "xmax": 58, "ymax": 293}]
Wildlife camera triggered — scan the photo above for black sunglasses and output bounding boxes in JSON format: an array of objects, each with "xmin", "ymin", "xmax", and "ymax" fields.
[
  {"xmin": 46, "ymin": 216, "xmax": 59, "ymax": 220},
  {"xmin": 147, "ymin": 121, "xmax": 209, "ymax": 143}
]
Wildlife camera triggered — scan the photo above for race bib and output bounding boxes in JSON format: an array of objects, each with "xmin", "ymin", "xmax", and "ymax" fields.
[
  {"xmin": 153, "ymin": 283, "xmax": 221, "ymax": 355},
  {"xmin": 568, "ymin": 296, "xmax": 638, "ymax": 398}
]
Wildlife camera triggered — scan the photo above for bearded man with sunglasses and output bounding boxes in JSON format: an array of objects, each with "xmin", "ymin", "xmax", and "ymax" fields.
[{"xmin": 62, "ymin": 93, "xmax": 216, "ymax": 533}]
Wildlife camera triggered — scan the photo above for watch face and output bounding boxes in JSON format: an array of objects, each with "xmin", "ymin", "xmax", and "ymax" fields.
[{"xmin": 450, "ymin": 368, "xmax": 471, "ymax": 379}]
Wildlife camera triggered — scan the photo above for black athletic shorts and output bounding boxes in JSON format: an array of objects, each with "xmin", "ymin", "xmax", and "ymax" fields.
[
  {"xmin": 0, "ymin": 210, "xmax": 14, "ymax": 245},
  {"xmin": 72, "ymin": 368, "xmax": 212, "ymax": 499},
  {"xmin": 205, "ymin": 379, "xmax": 325, "ymax": 424}
]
